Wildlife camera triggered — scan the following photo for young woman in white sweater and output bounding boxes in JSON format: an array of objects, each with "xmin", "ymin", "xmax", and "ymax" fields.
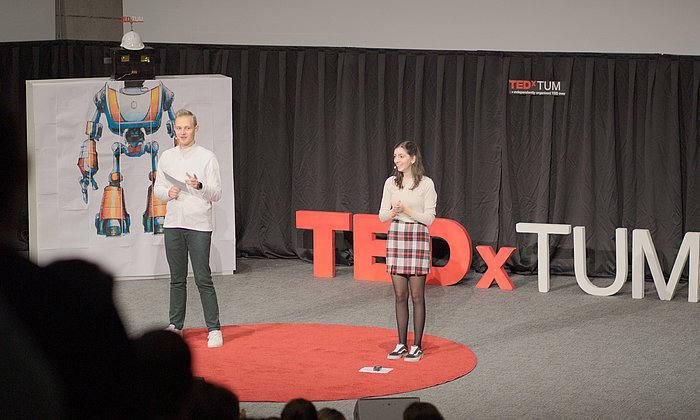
[{"xmin": 378, "ymin": 141, "xmax": 437, "ymax": 362}]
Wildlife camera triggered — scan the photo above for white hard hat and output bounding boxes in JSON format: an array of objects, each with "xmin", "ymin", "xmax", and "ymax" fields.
[{"xmin": 120, "ymin": 31, "xmax": 144, "ymax": 50}]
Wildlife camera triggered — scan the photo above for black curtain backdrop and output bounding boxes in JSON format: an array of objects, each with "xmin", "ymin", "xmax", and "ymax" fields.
[{"xmin": 2, "ymin": 40, "xmax": 699, "ymax": 278}]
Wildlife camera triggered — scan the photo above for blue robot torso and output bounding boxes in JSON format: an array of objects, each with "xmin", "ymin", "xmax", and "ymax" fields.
[{"xmin": 97, "ymin": 81, "xmax": 170, "ymax": 157}]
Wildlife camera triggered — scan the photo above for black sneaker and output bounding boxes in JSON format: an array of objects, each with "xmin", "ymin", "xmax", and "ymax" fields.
[
  {"xmin": 387, "ymin": 344, "xmax": 408, "ymax": 360},
  {"xmin": 404, "ymin": 345, "xmax": 423, "ymax": 362}
]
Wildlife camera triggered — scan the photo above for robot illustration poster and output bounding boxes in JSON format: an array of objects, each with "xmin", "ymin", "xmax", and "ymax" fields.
[
  {"xmin": 27, "ymin": 75, "xmax": 235, "ymax": 277},
  {"xmin": 77, "ymin": 79, "xmax": 175, "ymax": 237}
]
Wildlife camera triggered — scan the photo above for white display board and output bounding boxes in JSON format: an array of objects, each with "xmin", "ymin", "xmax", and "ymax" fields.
[{"xmin": 26, "ymin": 75, "xmax": 235, "ymax": 278}]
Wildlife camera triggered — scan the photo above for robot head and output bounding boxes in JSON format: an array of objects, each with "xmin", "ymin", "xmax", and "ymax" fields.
[{"xmin": 120, "ymin": 31, "xmax": 144, "ymax": 51}]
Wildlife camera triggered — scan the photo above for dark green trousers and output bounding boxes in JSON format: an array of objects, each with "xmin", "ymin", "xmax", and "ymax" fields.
[{"xmin": 164, "ymin": 228, "xmax": 220, "ymax": 331}]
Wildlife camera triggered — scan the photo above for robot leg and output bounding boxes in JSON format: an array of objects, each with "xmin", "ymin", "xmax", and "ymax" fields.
[
  {"xmin": 143, "ymin": 141, "xmax": 166, "ymax": 234},
  {"xmin": 143, "ymin": 172, "xmax": 167, "ymax": 234},
  {"xmin": 95, "ymin": 172, "xmax": 131, "ymax": 237},
  {"xmin": 95, "ymin": 144, "xmax": 131, "ymax": 236}
]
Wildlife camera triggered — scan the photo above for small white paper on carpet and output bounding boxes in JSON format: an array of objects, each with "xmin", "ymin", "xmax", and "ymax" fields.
[{"xmin": 359, "ymin": 367, "xmax": 393, "ymax": 374}]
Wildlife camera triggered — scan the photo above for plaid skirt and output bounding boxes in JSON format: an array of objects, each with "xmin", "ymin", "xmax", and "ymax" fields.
[{"xmin": 386, "ymin": 220, "xmax": 431, "ymax": 276}]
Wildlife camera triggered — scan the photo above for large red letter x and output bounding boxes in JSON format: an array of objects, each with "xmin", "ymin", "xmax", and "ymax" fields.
[{"xmin": 475, "ymin": 246, "xmax": 516, "ymax": 290}]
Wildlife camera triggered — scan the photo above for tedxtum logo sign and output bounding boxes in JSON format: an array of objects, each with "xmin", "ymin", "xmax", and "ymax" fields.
[
  {"xmin": 509, "ymin": 79, "xmax": 567, "ymax": 96},
  {"xmin": 296, "ymin": 211, "xmax": 699, "ymax": 303}
]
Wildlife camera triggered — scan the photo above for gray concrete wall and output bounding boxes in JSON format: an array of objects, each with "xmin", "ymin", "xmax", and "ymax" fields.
[
  {"xmin": 3, "ymin": 0, "xmax": 699, "ymax": 55},
  {"xmin": 123, "ymin": 0, "xmax": 700, "ymax": 55},
  {"xmin": 0, "ymin": 0, "xmax": 54, "ymax": 41},
  {"xmin": 56, "ymin": 0, "xmax": 122, "ymax": 41}
]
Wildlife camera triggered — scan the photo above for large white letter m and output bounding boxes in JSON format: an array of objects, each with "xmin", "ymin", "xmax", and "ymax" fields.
[{"xmin": 632, "ymin": 230, "xmax": 700, "ymax": 302}]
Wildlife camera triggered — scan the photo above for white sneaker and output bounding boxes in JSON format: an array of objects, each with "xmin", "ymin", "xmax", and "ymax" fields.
[
  {"xmin": 165, "ymin": 324, "xmax": 183, "ymax": 337},
  {"xmin": 405, "ymin": 345, "xmax": 423, "ymax": 362},
  {"xmin": 207, "ymin": 330, "xmax": 223, "ymax": 348},
  {"xmin": 387, "ymin": 343, "xmax": 408, "ymax": 360}
]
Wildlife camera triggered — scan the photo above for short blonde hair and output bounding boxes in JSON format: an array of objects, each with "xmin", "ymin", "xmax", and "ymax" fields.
[{"xmin": 174, "ymin": 108, "xmax": 197, "ymax": 127}]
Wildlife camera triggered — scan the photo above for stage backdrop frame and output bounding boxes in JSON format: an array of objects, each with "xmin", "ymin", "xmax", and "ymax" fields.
[{"xmin": 26, "ymin": 74, "xmax": 235, "ymax": 278}]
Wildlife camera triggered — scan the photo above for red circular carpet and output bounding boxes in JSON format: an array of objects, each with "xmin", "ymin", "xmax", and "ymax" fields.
[{"xmin": 184, "ymin": 323, "xmax": 477, "ymax": 402}]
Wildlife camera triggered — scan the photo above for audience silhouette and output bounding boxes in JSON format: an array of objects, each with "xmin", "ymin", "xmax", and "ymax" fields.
[
  {"xmin": 403, "ymin": 401, "xmax": 445, "ymax": 420},
  {"xmin": 317, "ymin": 407, "xmax": 346, "ymax": 420},
  {"xmin": 281, "ymin": 398, "xmax": 318, "ymax": 420},
  {"xmin": 133, "ymin": 329, "xmax": 196, "ymax": 418},
  {"xmin": 187, "ymin": 377, "xmax": 241, "ymax": 419}
]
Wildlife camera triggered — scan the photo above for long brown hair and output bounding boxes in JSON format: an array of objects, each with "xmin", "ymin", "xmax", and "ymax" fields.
[{"xmin": 392, "ymin": 141, "xmax": 426, "ymax": 190}]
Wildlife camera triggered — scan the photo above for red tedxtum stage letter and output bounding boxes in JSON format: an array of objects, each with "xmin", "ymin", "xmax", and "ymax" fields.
[
  {"xmin": 352, "ymin": 214, "xmax": 392, "ymax": 283},
  {"xmin": 353, "ymin": 215, "xmax": 472, "ymax": 285},
  {"xmin": 424, "ymin": 218, "xmax": 472, "ymax": 286},
  {"xmin": 295, "ymin": 210, "xmax": 353, "ymax": 278}
]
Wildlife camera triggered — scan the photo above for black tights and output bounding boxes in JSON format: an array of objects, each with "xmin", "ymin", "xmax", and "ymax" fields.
[{"xmin": 391, "ymin": 274, "xmax": 426, "ymax": 348}]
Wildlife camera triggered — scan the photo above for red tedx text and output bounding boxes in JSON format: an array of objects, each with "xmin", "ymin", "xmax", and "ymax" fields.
[{"xmin": 296, "ymin": 210, "xmax": 515, "ymax": 289}]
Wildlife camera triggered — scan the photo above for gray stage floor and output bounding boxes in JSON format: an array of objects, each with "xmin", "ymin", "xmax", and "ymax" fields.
[{"xmin": 113, "ymin": 258, "xmax": 700, "ymax": 419}]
